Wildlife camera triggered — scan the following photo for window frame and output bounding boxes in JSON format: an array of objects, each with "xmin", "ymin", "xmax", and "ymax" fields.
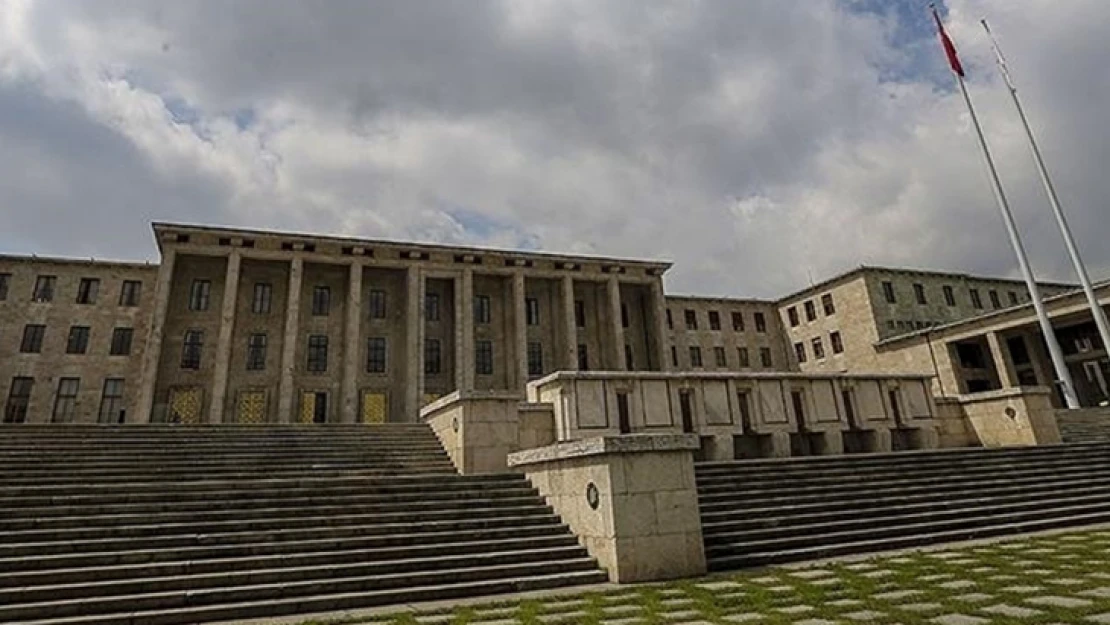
[
  {"xmin": 525, "ymin": 297, "xmax": 539, "ymax": 326},
  {"xmin": 914, "ymin": 283, "xmax": 927, "ymax": 305},
  {"xmin": 32, "ymin": 275, "xmax": 56, "ymax": 303},
  {"xmin": 425, "ymin": 292, "xmax": 440, "ymax": 322},
  {"xmin": 794, "ymin": 341, "xmax": 807, "ymax": 363},
  {"xmin": 251, "ymin": 282, "xmax": 272, "ymax": 314},
  {"xmin": 312, "ymin": 286, "xmax": 331, "ymax": 317},
  {"xmin": 475, "ymin": 339, "xmax": 494, "ymax": 375},
  {"xmin": 306, "ymin": 334, "xmax": 329, "ymax": 373},
  {"xmin": 368, "ymin": 289, "xmax": 387, "ymax": 319},
  {"xmin": 881, "ymin": 281, "xmax": 897, "ymax": 304},
  {"xmin": 821, "ymin": 293, "xmax": 835, "ymax": 316},
  {"xmin": 246, "ymin": 333, "xmax": 268, "ymax": 371},
  {"xmin": 943, "ymin": 285, "xmax": 956, "ymax": 307},
  {"xmin": 804, "ymin": 301, "xmax": 817, "ymax": 322},
  {"xmin": 760, "ymin": 347, "xmax": 773, "ymax": 368},
  {"xmin": 738, "ymin": 346, "xmax": 750, "ymax": 368},
  {"xmin": 527, "ymin": 341, "xmax": 543, "ymax": 376},
  {"xmin": 4, "ymin": 377, "xmax": 34, "ymax": 424},
  {"xmin": 109, "ymin": 327, "xmax": 133, "ymax": 356},
  {"xmin": 119, "ymin": 280, "xmax": 142, "ymax": 307},
  {"xmin": 424, "ymin": 338, "xmax": 442, "ymax": 375},
  {"xmin": 366, "ymin": 336, "xmax": 387, "ymax": 373},
  {"xmin": 689, "ymin": 346, "xmax": 703, "ymax": 368},
  {"xmin": 713, "ymin": 345, "xmax": 727, "ymax": 367},
  {"xmin": 188, "ymin": 279, "xmax": 211, "ymax": 311},
  {"xmin": 474, "ymin": 295, "xmax": 492, "ymax": 325},
  {"xmin": 708, "ymin": 310, "xmax": 721, "ymax": 331},
  {"xmin": 20, "ymin": 324, "xmax": 46, "ymax": 353},
  {"xmin": 684, "ymin": 309, "xmax": 698, "ymax": 330},
  {"xmin": 52, "ymin": 377, "xmax": 80, "ymax": 423},
  {"xmin": 76, "ymin": 277, "xmax": 100, "ymax": 305},
  {"xmin": 754, "ymin": 312, "xmax": 767, "ymax": 333},
  {"xmin": 66, "ymin": 325, "xmax": 90, "ymax": 354},
  {"xmin": 830, "ymin": 330, "xmax": 844, "ymax": 354},
  {"xmin": 98, "ymin": 378, "xmax": 124, "ymax": 423},
  {"xmin": 181, "ymin": 330, "xmax": 204, "ymax": 369}
]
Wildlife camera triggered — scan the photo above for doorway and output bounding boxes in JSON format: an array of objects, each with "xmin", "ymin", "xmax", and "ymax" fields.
[
  {"xmin": 678, "ymin": 390, "xmax": 694, "ymax": 433},
  {"xmin": 300, "ymin": 391, "xmax": 328, "ymax": 424}
]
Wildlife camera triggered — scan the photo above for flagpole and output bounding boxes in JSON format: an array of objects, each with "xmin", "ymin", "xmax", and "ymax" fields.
[
  {"xmin": 931, "ymin": 6, "xmax": 1080, "ymax": 408},
  {"xmin": 982, "ymin": 18, "xmax": 1110, "ymax": 376}
]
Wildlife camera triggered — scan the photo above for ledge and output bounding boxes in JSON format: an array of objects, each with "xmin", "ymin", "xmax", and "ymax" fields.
[
  {"xmin": 528, "ymin": 370, "xmax": 932, "ymax": 388},
  {"xmin": 507, "ymin": 434, "xmax": 700, "ymax": 468},
  {"xmin": 420, "ymin": 390, "xmax": 526, "ymax": 419},
  {"xmin": 953, "ymin": 386, "xmax": 1052, "ymax": 404}
]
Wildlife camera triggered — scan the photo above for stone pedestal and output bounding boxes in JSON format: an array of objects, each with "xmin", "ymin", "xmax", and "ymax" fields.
[
  {"xmin": 508, "ymin": 434, "xmax": 707, "ymax": 583},
  {"xmin": 422, "ymin": 391, "xmax": 544, "ymax": 474}
]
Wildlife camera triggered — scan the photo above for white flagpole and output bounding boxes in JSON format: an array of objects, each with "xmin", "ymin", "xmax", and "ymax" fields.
[{"xmin": 982, "ymin": 18, "xmax": 1110, "ymax": 377}]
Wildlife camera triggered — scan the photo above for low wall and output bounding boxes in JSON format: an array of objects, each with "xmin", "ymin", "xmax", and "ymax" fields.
[
  {"xmin": 953, "ymin": 387, "xmax": 1061, "ymax": 447},
  {"xmin": 421, "ymin": 391, "xmax": 530, "ymax": 474}
]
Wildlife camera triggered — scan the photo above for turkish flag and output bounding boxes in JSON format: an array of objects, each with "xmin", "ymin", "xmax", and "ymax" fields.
[{"xmin": 932, "ymin": 8, "xmax": 966, "ymax": 77}]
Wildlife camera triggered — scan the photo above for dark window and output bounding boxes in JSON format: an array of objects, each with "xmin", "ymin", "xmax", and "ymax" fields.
[
  {"xmin": 527, "ymin": 341, "xmax": 543, "ymax": 376},
  {"xmin": 32, "ymin": 275, "xmax": 56, "ymax": 302},
  {"xmin": 989, "ymin": 290, "xmax": 1002, "ymax": 309},
  {"xmin": 366, "ymin": 336, "xmax": 386, "ymax": 373},
  {"xmin": 425, "ymin": 292, "xmax": 440, "ymax": 322},
  {"xmin": 66, "ymin": 326, "xmax": 90, "ymax": 354},
  {"xmin": 525, "ymin": 297, "xmax": 539, "ymax": 325},
  {"xmin": 0, "ymin": 273, "xmax": 9, "ymax": 300},
  {"xmin": 1008, "ymin": 291, "xmax": 1020, "ymax": 306},
  {"xmin": 679, "ymin": 391, "xmax": 694, "ymax": 433},
  {"xmin": 621, "ymin": 303, "xmax": 630, "ymax": 329},
  {"xmin": 792, "ymin": 390, "xmax": 807, "ymax": 424},
  {"xmin": 689, "ymin": 346, "xmax": 703, "ymax": 367},
  {"xmin": 970, "ymin": 288, "xmax": 983, "ymax": 309},
  {"xmin": 247, "ymin": 333, "xmax": 267, "ymax": 371},
  {"xmin": 787, "ymin": 306, "xmax": 799, "ymax": 327},
  {"xmin": 888, "ymin": 389, "xmax": 904, "ymax": 425},
  {"xmin": 120, "ymin": 280, "xmax": 142, "ymax": 307},
  {"xmin": 98, "ymin": 378, "xmax": 124, "ymax": 423},
  {"xmin": 307, "ymin": 335, "xmax": 328, "ymax": 372},
  {"xmin": 737, "ymin": 391, "xmax": 753, "ymax": 433},
  {"xmin": 754, "ymin": 312, "xmax": 766, "ymax": 333},
  {"xmin": 4, "ymin": 377, "xmax": 34, "ymax": 423},
  {"xmin": 670, "ymin": 346, "xmax": 678, "ymax": 367},
  {"xmin": 731, "ymin": 311, "xmax": 745, "ymax": 332},
  {"xmin": 20, "ymin": 324, "xmax": 45, "ymax": 353},
  {"xmin": 708, "ymin": 310, "xmax": 721, "ymax": 331},
  {"xmin": 821, "ymin": 293, "xmax": 835, "ymax": 316},
  {"xmin": 312, "ymin": 286, "xmax": 330, "ymax": 316},
  {"xmin": 424, "ymin": 339, "xmax": 442, "ymax": 374},
  {"xmin": 956, "ymin": 342, "xmax": 987, "ymax": 369},
  {"xmin": 181, "ymin": 330, "xmax": 203, "ymax": 369},
  {"xmin": 575, "ymin": 300, "xmax": 586, "ymax": 328},
  {"xmin": 760, "ymin": 347, "xmax": 773, "ymax": 368},
  {"xmin": 1008, "ymin": 336, "xmax": 1031, "ymax": 366},
  {"xmin": 109, "ymin": 327, "xmax": 133, "ymax": 356},
  {"xmin": 76, "ymin": 278, "xmax": 99, "ymax": 304},
  {"xmin": 842, "ymin": 389, "xmax": 858, "ymax": 429},
  {"xmin": 616, "ymin": 392, "xmax": 631, "ymax": 434},
  {"xmin": 684, "ymin": 309, "xmax": 697, "ymax": 330},
  {"xmin": 188, "ymin": 280, "xmax": 211, "ymax": 311},
  {"xmin": 369, "ymin": 289, "xmax": 387, "ymax": 319},
  {"xmin": 943, "ymin": 285, "xmax": 956, "ymax": 306},
  {"xmin": 475, "ymin": 295, "xmax": 491, "ymax": 324},
  {"xmin": 252, "ymin": 283, "xmax": 272, "ymax": 314},
  {"xmin": 475, "ymin": 340, "xmax": 493, "ymax": 375},
  {"xmin": 52, "ymin": 377, "xmax": 79, "ymax": 423},
  {"xmin": 812, "ymin": 337, "xmax": 825, "ymax": 360},
  {"xmin": 882, "ymin": 281, "xmax": 896, "ymax": 303},
  {"xmin": 577, "ymin": 344, "xmax": 589, "ymax": 371},
  {"xmin": 738, "ymin": 347, "xmax": 750, "ymax": 367},
  {"xmin": 830, "ymin": 331, "xmax": 844, "ymax": 354},
  {"xmin": 666, "ymin": 309, "xmax": 673, "ymax": 329},
  {"xmin": 914, "ymin": 283, "xmax": 927, "ymax": 305},
  {"xmin": 714, "ymin": 346, "xmax": 727, "ymax": 367},
  {"xmin": 794, "ymin": 341, "xmax": 807, "ymax": 363},
  {"xmin": 804, "ymin": 301, "xmax": 817, "ymax": 322}
]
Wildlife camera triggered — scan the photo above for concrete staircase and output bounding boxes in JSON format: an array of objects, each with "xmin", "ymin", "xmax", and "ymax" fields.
[
  {"xmin": 1057, "ymin": 408, "xmax": 1110, "ymax": 443},
  {"xmin": 0, "ymin": 425, "xmax": 606, "ymax": 625},
  {"xmin": 696, "ymin": 442, "xmax": 1110, "ymax": 571}
]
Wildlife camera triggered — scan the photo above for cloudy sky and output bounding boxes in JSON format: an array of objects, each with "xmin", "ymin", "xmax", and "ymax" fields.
[{"xmin": 0, "ymin": 1, "xmax": 1107, "ymax": 298}]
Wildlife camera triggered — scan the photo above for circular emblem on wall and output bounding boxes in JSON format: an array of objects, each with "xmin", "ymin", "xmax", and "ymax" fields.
[
  {"xmin": 1005, "ymin": 407, "xmax": 1017, "ymax": 419},
  {"xmin": 586, "ymin": 482, "xmax": 600, "ymax": 510},
  {"xmin": 452, "ymin": 417, "xmax": 459, "ymax": 432}
]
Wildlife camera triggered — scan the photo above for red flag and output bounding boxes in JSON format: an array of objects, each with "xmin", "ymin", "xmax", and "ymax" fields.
[{"xmin": 932, "ymin": 6, "xmax": 966, "ymax": 77}]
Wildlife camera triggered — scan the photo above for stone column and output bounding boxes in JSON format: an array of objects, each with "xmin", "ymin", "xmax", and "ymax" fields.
[
  {"xmin": 277, "ymin": 256, "xmax": 304, "ymax": 423},
  {"xmin": 341, "ymin": 262, "xmax": 363, "ymax": 423},
  {"xmin": 607, "ymin": 276, "xmax": 626, "ymax": 371},
  {"xmin": 561, "ymin": 275, "xmax": 578, "ymax": 370},
  {"xmin": 650, "ymin": 278, "xmax": 670, "ymax": 371},
  {"xmin": 206, "ymin": 251, "xmax": 242, "ymax": 424},
  {"xmin": 987, "ymin": 331, "xmax": 1018, "ymax": 388},
  {"xmin": 455, "ymin": 268, "xmax": 475, "ymax": 393},
  {"xmin": 512, "ymin": 271, "xmax": 528, "ymax": 391},
  {"xmin": 405, "ymin": 266, "xmax": 425, "ymax": 420},
  {"xmin": 134, "ymin": 248, "xmax": 177, "ymax": 423}
]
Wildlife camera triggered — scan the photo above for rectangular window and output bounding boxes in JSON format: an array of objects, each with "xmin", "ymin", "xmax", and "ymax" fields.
[
  {"xmin": 787, "ymin": 306, "xmax": 799, "ymax": 327},
  {"xmin": 4, "ymin": 377, "xmax": 34, "ymax": 424},
  {"xmin": 425, "ymin": 292, "xmax": 440, "ymax": 322},
  {"xmin": 943, "ymin": 285, "xmax": 956, "ymax": 307},
  {"xmin": 20, "ymin": 324, "xmax": 45, "ymax": 353},
  {"xmin": 307, "ymin": 335, "xmax": 328, "ymax": 372},
  {"xmin": 689, "ymin": 346, "xmax": 703, "ymax": 367},
  {"xmin": 577, "ymin": 344, "xmax": 589, "ymax": 371},
  {"xmin": 98, "ymin": 378, "xmax": 124, "ymax": 423},
  {"xmin": 738, "ymin": 346, "xmax": 750, "ymax": 368},
  {"xmin": 0, "ymin": 273, "xmax": 9, "ymax": 300},
  {"xmin": 989, "ymin": 289, "xmax": 1002, "ymax": 309},
  {"xmin": 794, "ymin": 341, "xmax": 807, "ymax": 363},
  {"xmin": 76, "ymin": 278, "xmax": 99, "ymax": 304},
  {"xmin": 189, "ymin": 279, "xmax": 211, "ymax": 311},
  {"xmin": 812, "ymin": 337, "xmax": 825, "ymax": 360},
  {"xmin": 575, "ymin": 300, "xmax": 586, "ymax": 328},
  {"xmin": 737, "ymin": 391, "xmax": 753, "ymax": 432},
  {"xmin": 312, "ymin": 286, "xmax": 331, "ymax": 316},
  {"xmin": 369, "ymin": 289, "xmax": 387, "ymax": 319},
  {"xmin": 708, "ymin": 310, "xmax": 721, "ymax": 331},
  {"xmin": 666, "ymin": 309, "xmax": 673, "ymax": 330},
  {"xmin": 804, "ymin": 301, "xmax": 817, "ymax": 322},
  {"xmin": 684, "ymin": 309, "xmax": 697, "ymax": 330},
  {"xmin": 109, "ymin": 327, "xmax": 133, "ymax": 356},
  {"xmin": 760, "ymin": 347, "xmax": 773, "ymax": 368},
  {"xmin": 32, "ymin": 275, "xmax": 56, "ymax": 302},
  {"xmin": 970, "ymin": 288, "xmax": 983, "ymax": 309},
  {"xmin": 52, "ymin": 377, "xmax": 80, "ymax": 423},
  {"xmin": 714, "ymin": 346, "xmax": 727, "ymax": 367},
  {"xmin": 475, "ymin": 340, "xmax": 494, "ymax": 375},
  {"xmin": 670, "ymin": 345, "xmax": 678, "ymax": 367},
  {"xmin": 424, "ymin": 339, "xmax": 442, "ymax": 374},
  {"xmin": 624, "ymin": 344, "xmax": 634, "ymax": 370},
  {"xmin": 914, "ymin": 283, "xmax": 927, "ymax": 305},
  {"xmin": 1008, "ymin": 291, "xmax": 1019, "ymax": 306},
  {"xmin": 821, "ymin": 293, "xmax": 835, "ymax": 315},
  {"xmin": 181, "ymin": 330, "xmax": 203, "ymax": 369},
  {"xmin": 247, "ymin": 333, "xmax": 268, "ymax": 371},
  {"xmin": 621, "ymin": 303, "xmax": 630, "ymax": 329},
  {"xmin": 525, "ymin": 297, "xmax": 539, "ymax": 326},
  {"xmin": 616, "ymin": 392, "xmax": 631, "ymax": 434},
  {"xmin": 527, "ymin": 341, "xmax": 543, "ymax": 376},
  {"xmin": 252, "ymin": 283, "xmax": 272, "ymax": 314},
  {"xmin": 366, "ymin": 336, "xmax": 386, "ymax": 373},
  {"xmin": 882, "ymin": 281, "xmax": 897, "ymax": 303},
  {"xmin": 66, "ymin": 326, "xmax": 90, "ymax": 354},
  {"xmin": 754, "ymin": 312, "xmax": 766, "ymax": 333},
  {"xmin": 475, "ymin": 295, "xmax": 491, "ymax": 324},
  {"xmin": 830, "ymin": 331, "xmax": 844, "ymax": 354},
  {"xmin": 731, "ymin": 311, "xmax": 744, "ymax": 332},
  {"xmin": 119, "ymin": 280, "xmax": 142, "ymax": 307}
]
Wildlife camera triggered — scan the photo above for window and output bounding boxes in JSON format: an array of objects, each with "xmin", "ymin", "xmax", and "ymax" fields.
[
  {"xmin": 670, "ymin": 346, "xmax": 678, "ymax": 367},
  {"xmin": 312, "ymin": 286, "xmax": 331, "ymax": 316},
  {"xmin": 474, "ymin": 295, "xmax": 491, "ymax": 324},
  {"xmin": 366, "ymin": 337, "xmax": 386, "ymax": 373},
  {"xmin": 731, "ymin": 311, "xmax": 744, "ymax": 332},
  {"xmin": 109, "ymin": 328, "xmax": 133, "ymax": 356},
  {"xmin": 76, "ymin": 278, "xmax": 99, "ymax": 304},
  {"xmin": 475, "ymin": 340, "xmax": 493, "ymax": 375},
  {"xmin": 787, "ymin": 306, "xmax": 799, "ymax": 327},
  {"xmin": 620, "ymin": 303, "xmax": 630, "ymax": 329},
  {"xmin": 251, "ymin": 283, "xmax": 272, "ymax": 314},
  {"xmin": 666, "ymin": 309, "xmax": 673, "ymax": 330},
  {"xmin": 804, "ymin": 301, "xmax": 817, "ymax": 322},
  {"xmin": 181, "ymin": 330, "xmax": 203, "ymax": 369},
  {"xmin": 0, "ymin": 273, "xmax": 9, "ymax": 300},
  {"xmin": 738, "ymin": 347, "xmax": 750, "ymax": 367},
  {"xmin": 32, "ymin": 275, "xmax": 56, "ymax": 302},
  {"xmin": 760, "ymin": 347, "xmax": 773, "ymax": 368},
  {"xmin": 881, "ymin": 281, "xmax": 896, "ymax": 303},
  {"xmin": 525, "ymin": 298, "xmax": 539, "ymax": 325},
  {"xmin": 98, "ymin": 378, "xmax": 124, "ymax": 423},
  {"xmin": 684, "ymin": 309, "xmax": 697, "ymax": 330},
  {"xmin": 812, "ymin": 337, "xmax": 825, "ymax": 360},
  {"xmin": 247, "ymin": 333, "xmax": 268, "ymax": 371},
  {"xmin": 577, "ymin": 344, "xmax": 589, "ymax": 371},
  {"xmin": 970, "ymin": 288, "xmax": 983, "ymax": 309},
  {"xmin": 989, "ymin": 290, "xmax": 1002, "ymax": 309},
  {"xmin": 369, "ymin": 289, "xmax": 387, "ymax": 319},
  {"xmin": 830, "ymin": 331, "xmax": 844, "ymax": 354},
  {"xmin": 188, "ymin": 280, "xmax": 211, "ymax": 311},
  {"xmin": 527, "ymin": 341, "xmax": 543, "ymax": 376},
  {"xmin": 754, "ymin": 312, "xmax": 766, "ymax": 333},
  {"xmin": 52, "ymin": 378, "xmax": 80, "ymax": 423},
  {"xmin": 66, "ymin": 326, "xmax": 90, "ymax": 354},
  {"xmin": 1008, "ymin": 291, "xmax": 1020, "ymax": 306},
  {"xmin": 119, "ymin": 280, "xmax": 142, "ymax": 307},
  {"xmin": 4, "ymin": 377, "xmax": 34, "ymax": 423},
  {"xmin": 708, "ymin": 311, "xmax": 721, "ymax": 331},
  {"xmin": 424, "ymin": 339, "xmax": 442, "ymax": 374},
  {"xmin": 943, "ymin": 285, "xmax": 956, "ymax": 307},
  {"xmin": 914, "ymin": 283, "xmax": 927, "ymax": 305},
  {"xmin": 689, "ymin": 346, "xmax": 703, "ymax": 367},
  {"xmin": 714, "ymin": 346, "xmax": 727, "ymax": 367},
  {"xmin": 20, "ymin": 324, "xmax": 45, "ymax": 353},
  {"xmin": 625, "ymin": 344, "xmax": 634, "ymax": 370},
  {"xmin": 425, "ymin": 293, "xmax": 440, "ymax": 322},
  {"xmin": 307, "ymin": 335, "xmax": 328, "ymax": 372},
  {"xmin": 794, "ymin": 341, "xmax": 807, "ymax": 363},
  {"xmin": 575, "ymin": 300, "xmax": 586, "ymax": 328},
  {"xmin": 821, "ymin": 293, "xmax": 835, "ymax": 316}
]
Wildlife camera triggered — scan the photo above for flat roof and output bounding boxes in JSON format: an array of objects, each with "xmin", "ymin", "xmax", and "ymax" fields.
[{"xmin": 0, "ymin": 253, "xmax": 157, "ymax": 270}]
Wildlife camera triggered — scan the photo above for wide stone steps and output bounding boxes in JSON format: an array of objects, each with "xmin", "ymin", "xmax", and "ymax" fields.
[
  {"xmin": 696, "ymin": 441, "xmax": 1110, "ymax": 571},
  {"xmin": 0, "ymin": 424, "xmax": 605, "ymax": 624}
]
